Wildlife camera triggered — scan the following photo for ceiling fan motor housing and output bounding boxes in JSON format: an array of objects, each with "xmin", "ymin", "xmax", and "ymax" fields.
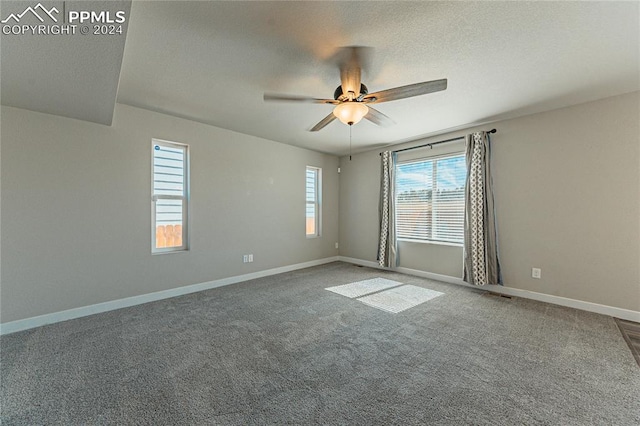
[{"xmin": 334, "ymin": 84, "xmax": 368, "ymax": 101}]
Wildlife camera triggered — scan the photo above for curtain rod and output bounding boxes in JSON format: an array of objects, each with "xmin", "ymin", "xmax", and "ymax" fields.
[{"xmin": 379, "ymin": 128, "xmax": 497, "ymax": 156}]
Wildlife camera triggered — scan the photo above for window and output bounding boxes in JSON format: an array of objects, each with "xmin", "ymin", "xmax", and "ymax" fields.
[
  {"xmin": 305, "ymin": 166, "xmax": 321, "ymax": 237},
  {"xmin": 395, "ymin": 153, "xmax": 466, "ymax": 244},
  {"xmin": 152, "ymin": 139, "xmax": 189, "ymax": 253}
]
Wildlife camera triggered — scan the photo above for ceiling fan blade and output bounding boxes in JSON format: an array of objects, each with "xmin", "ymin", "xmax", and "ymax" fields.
[
  {"xmin": 337, "ymin": 47, "xmax": 371, "ymax": 99},
  {"xmin": 310, "ymin": 112, "xmax": 337, "ymax": 132},
  {"xmin": 363, "ymin": 79, "xmax": 447, "ymax": 104},
  {"xmin": 264, "ymin": 93, "xmax": 338, "ymax": 104},
  {"xmin": 364, "ymin": 107, "xmax": 395, "ymax": 127}
]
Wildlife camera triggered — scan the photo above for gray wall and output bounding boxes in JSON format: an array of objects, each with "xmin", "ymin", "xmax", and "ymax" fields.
[
  {"xmin": 339, "ymin": 91, "xmax": 640, "ymax": 311},
  {"xmin": 1, "ymin": 104, "xmax": 339, "ymax": 323}
]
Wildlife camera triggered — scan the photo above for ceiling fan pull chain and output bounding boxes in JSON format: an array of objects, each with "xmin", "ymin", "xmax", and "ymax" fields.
[{"xmin": 349, "ymin": 124, "xmax": 352, "ymax": 161}]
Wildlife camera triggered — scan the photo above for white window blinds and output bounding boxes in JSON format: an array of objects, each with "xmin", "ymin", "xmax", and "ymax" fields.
[{"xmin": 395, "ymin": 153, "xmax": 466, "ymax": 244}]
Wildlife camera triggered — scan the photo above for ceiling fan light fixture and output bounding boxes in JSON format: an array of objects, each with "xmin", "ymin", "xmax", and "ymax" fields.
[{"xmin": 333, "ymin": 102, "xmax": 369, "ymax": 125}]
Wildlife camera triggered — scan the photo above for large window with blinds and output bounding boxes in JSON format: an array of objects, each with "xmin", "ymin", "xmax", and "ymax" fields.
[
  {"xmin": 395, "ymin": 153, "xmax": 466, "ymax": 245},
  {"xmin": 152, "ymin": 139, "xmax": 189, "ymax": 253},
  {"xmin": 306, "ymin": 166, "xmax": 321, "ymax": 237}
]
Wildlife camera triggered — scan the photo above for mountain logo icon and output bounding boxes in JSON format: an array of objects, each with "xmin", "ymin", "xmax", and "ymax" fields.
[{"xmin": 1, "ymin": 3, "xmax": 59, "ymax": 24}]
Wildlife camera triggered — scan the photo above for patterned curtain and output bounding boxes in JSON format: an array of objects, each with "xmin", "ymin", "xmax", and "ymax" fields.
[
  {"xmin": 463, "ymin": 132, "xmax": 502, "ymax": 285},
  {"xmin": 377, "ymin": 151, "xmax": 398, "ymax": 267}
]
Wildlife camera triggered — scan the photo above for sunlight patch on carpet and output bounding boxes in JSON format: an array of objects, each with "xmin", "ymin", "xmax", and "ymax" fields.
[
  {"xmin": 357, "ymin": 285, "xmax": 444, "ymax": 313},
  {"xmin": 325, "ymin": 277, "xmax": 403, "ymax": 298}
]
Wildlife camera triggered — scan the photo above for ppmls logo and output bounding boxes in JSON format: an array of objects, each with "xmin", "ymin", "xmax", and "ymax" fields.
[
  {"xmin": 2, "ymin": 2, "xmax": 127, "ymax": 36},
  {"xmin": 1, "ymin": 2, "xmax": 59, "ymax": 23}
]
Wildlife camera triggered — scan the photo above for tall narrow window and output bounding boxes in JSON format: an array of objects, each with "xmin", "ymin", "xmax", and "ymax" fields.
[
  {"xmin": 395, "ymin": 153, "xmax": 466, "ymax": 245},
  {"xmin": 152, "ymin": 139, "xmax": 189, "ymax": 253},
  {"xmin": 306, "ymin": 166, "xmax": 321, "ymax": 237}
]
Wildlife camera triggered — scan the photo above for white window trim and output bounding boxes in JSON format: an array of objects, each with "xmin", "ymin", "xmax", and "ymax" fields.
[
  {"xmin": 395, "ymin": 151, "xmax": 466, "ymax": 246},
  {"xmin": 306, "ymin": 166, "xmax": 322, "ymax": 238},
  {"xmin": 152, "ymin": 139, "xmax": 190, "ymax": 254},
  {"xmin": 396, "ymin": 238, "xmax": 463, "ymax": 248}
]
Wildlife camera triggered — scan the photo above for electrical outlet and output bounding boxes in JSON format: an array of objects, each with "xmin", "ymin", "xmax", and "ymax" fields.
[
  {"xmin": 532, "ymin": 268, "xmax": 541, "ymax": 279},
  {"xmin": 243, "ymin": 255, "xmax": 249, "ymax": 263},
  {"xmin": 248, "ymin": 254, "xmax": 253, "ymax": 262},
  {"xmin": 335, "ymin": 242, "xmax": 339, "ymax": 249}
]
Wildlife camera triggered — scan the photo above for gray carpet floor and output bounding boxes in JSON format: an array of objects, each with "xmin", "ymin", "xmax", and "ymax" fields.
[{"xmin": 1, "ymin": 262, "xmax": 639, "ymax": 425}]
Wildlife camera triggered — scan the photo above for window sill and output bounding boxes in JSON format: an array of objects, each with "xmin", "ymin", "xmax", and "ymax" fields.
[
  {"xmin": 397, "ymin": 238, "xmax": 462, "ymax": 248},
  {"xmin": 152, "ymin": 249, "xmax": 189, "ymax": 255}
]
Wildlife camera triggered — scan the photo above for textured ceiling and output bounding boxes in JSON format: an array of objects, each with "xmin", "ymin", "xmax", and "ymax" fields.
[
  {"xmin": 1, "ymin": 1, "xmax": 131, "ymax": 125},
  {"xmin": 116, "ymin": 1, "xmax": 639, "ymax": 155},
  {"xmin": 2, "ymin": 1, "xmax": 638, "ymax": 155}
]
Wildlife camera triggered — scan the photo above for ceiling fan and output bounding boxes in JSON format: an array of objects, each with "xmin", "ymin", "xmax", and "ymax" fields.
[{"xmin": 264, "ymin": 47, "xmax": 447, "ymax": 132}]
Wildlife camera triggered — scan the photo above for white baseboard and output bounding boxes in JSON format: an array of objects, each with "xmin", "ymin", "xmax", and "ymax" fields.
[
  {"xmin": 338, "ymin": 256, "xmax": 640, "ymax": 323},
  {"xmin": 0, "ymin": 256, "xmax": 340, "ymax": 336},
  {"xmin": 337, "ymin": 256, "xmax": 467, "ymax": 285},
  {"xmin": 4, "ymin": 255, "xmax": 637, "ymax": 335}
]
